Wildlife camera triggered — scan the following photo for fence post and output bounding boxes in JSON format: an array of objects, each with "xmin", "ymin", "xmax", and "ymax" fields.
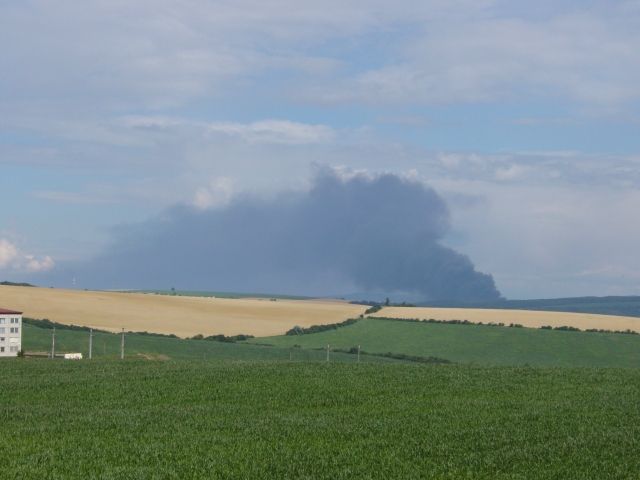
[
  {"xmin": 326, "ymin": 344, "xmax": 330, "ymax": 362},
  {"xmin": 357, "ymin": 345, "xmax": 360, "ymax": 363},
  {"xmin": 51, "ymin": 327, "xmax": 56, "ymax": 359},
  {"xmin": 89, "ymin": 328, "xmax": 93, "ymax": 360},
  {"xmin": 120, "ymin": 328, "xmax": 125, "ymax": 360}
]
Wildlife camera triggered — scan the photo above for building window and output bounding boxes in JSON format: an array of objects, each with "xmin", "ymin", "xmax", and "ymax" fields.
[
  {"xmin": 0, "ymin": 346, "xmax": 4, "ymax": 352},
  {"xmin": 11, "ymin": 318, "xmax": 19, "ymax": 324},
  {"xmin": 10, "ymin": 327, "xmax": 19, "ymax": 334},
  {"xmin": 9, "ymin": 346, "xmax": 18, "ymax": 353},
  {"xmin": 0, "ymin": 337, "xmax": 4, "ymax": 342},
  {"xmin": 0, "ymin": 319, "xmax": 5, "ymax": 324}
]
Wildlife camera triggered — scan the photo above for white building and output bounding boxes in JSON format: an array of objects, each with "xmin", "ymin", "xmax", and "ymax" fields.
[{"xmin": 0, "ymin": 308, "xmax": 22, "ymax": 357}]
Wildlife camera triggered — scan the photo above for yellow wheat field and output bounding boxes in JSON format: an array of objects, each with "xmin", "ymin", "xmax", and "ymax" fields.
[
  {"xmin": 0, "ymin": 285, "xmax": 365, "ymax": 337},
  {"xmin": 376, "ymin": 306, "xmax": 640, "ymax": 332}
]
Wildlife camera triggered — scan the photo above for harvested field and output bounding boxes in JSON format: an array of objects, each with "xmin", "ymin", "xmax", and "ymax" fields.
[
  {"xmin": 0, "ymin": 285, "xmax": 365, "ymax": 337},
  {"xmin": 377, "ymin": 306, "xmax": 640, "ymax": 332}
]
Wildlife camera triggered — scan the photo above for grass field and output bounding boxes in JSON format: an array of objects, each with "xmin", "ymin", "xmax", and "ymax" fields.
[
  {"xmin": 252, "ymin": 317, "xmax": 640, "ymax": 367},
  {"xmin": 1, "ymin": 360, "xmax": 638, "ymax": 479},
  {"xmin": 22, "ymin": 323, "xmax": 397, "ymax": 363},
  {"xmin": 377, "ymin": 305, "xmax": 640, "ymax": 332},
  {"xmin": 0, "ymin": 285, "xmax": 365, "ymax": 337}
]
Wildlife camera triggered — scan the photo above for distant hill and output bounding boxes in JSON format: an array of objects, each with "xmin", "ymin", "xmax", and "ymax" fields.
[
  {"xmin": 0, "ymin": 281, "xmax": 35, "ymax": 287},
  {"xmin": 418, "ymin": 296, "xmax": 640, "ymax": 318}
]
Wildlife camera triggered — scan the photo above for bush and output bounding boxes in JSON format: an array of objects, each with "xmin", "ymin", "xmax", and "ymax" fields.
[
  {"xmin": 554, "ymin": 325, "xmax": 580, "ymax": 332},
  {"xmin": 364, "ymin": 305, "xmax": 382, "ymax": 315}
]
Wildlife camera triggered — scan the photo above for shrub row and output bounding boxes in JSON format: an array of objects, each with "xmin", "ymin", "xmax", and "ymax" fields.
[
  {"xmin": 23, "ymin": 318, "xmax": 106, "ymax": 333},
  {"xmin": 371, "ymin": 316, "xmax": 639, "ymax": 335},
  {"xmin": 541, "ymin": 325, "xmax": 638, "ymax": 335},
  {"xmin": 190, "ymin": 333, "xmax": 254, "ymax": 343},
  {"xmin": 23, "ymin": 318, "xmax": 179, "ymax": 338},
  {"xmin": 325, "ymin": 346, "xmax": 452, "ymax": 364},
  {"xmin": 285, "ymin": 318, "xmax": 359, "ymax": 336},
  {"xmin": 370, "ymin": 316, "xmax": 514, "ymax": 328}
]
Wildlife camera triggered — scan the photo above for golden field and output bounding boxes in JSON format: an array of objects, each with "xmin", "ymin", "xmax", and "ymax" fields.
[
  {"xmin": 0, "ymin": 285, "xmax": 365, "ymax": 337},
  {"xmin": 376, "ymin": 306, "xmax": 640, "ymax": 332}
]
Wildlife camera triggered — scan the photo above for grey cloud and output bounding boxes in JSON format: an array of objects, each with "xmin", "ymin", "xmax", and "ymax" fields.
[{"xmin": 53, "ymin": 171, "xmax": 501, "ymax": 302}]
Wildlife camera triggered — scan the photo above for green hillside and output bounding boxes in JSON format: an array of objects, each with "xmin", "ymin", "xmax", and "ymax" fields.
[
  {"xmin": 21, "ymin": 323, "xmax": 397, "ymax": 363},
  {"xmin": 250, "ymin": 317, "xmax": 640, "ymax": 367},
  {"xmin": 2, "ymin": 360, "xmax": 638, "ymax": 479}
]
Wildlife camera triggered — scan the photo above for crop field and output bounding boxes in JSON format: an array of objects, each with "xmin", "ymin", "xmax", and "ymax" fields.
[
  {"xmin": 377, "ymin": 305, "xmax": 640, "ymax": 332},
  {"xmin": 22, "ymin": 322, "xmax": 398, "ymax": 363},
  {"xmin": 0, "ymin": 285, "xmax": 365, "ymax": 337},
  {"xmin": 253, "ymin": 317, "xmax": 640, "ymax": 367},
  {"xmin": 422, "ymin": 296, "xmax": 640, "ymax": 318},
  {"xmin": 1, "ymin": 360, "xmax": 638, "ymax": 479},
  {"xmin": 131, "ymin": 288, "xmax": 313, "ymax": 300}
]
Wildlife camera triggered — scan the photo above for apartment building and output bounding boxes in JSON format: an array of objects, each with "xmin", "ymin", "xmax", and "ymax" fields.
[{"xmin": 0, "ymin": 308, "xmax": 22, "ymax": 357}]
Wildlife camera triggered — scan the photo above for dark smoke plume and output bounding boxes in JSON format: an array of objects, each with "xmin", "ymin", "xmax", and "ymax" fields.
[{"xmin": 55, "ymin": 171, "xmax": 501, "ymax": 301}]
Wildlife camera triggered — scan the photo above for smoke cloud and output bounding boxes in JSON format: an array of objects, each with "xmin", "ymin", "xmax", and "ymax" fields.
[{"xmin": 56, "ymin": 170, "xmax": 501, "ymax": 302}]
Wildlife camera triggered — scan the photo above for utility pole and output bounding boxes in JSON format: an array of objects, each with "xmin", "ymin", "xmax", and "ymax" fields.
[
  {"xmin": 51, "ymin": 327, "xmax": 56, "ymax": 359},
  {"xmin": 120, "ymin": 328, "xmax": 125, "ymax": 360},
  {"xmin": 89, "ymin": 328, "xmax": 93, "ymax": 360}
]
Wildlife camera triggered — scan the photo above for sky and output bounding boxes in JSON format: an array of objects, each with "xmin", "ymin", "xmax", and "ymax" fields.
[{"xmin": 1, "ymin": 0, "xmax": 640, "ymax": 299}]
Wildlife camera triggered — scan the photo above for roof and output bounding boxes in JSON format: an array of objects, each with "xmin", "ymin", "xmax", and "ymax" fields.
[{"xmin": 0, "ymin": 308, "xmax": 22, "ymax": 315}]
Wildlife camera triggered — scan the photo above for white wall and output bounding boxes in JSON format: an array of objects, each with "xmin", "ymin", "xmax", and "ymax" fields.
[{"xmin": 0, "ymin": 314, "xmax": 22, "ymax": 357}]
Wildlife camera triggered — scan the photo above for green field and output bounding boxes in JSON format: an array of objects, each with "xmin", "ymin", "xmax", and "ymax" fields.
[
  {"xmin": 1, "ymin": 360, "xmax": 638, "ymax": 479},
  {"xmin": 250, "ymin": 317, "xmax": 640, "ymax": 367},
  {"xmin": 22, "ymin": 323, "xmax": 397, "ymax": 363}
]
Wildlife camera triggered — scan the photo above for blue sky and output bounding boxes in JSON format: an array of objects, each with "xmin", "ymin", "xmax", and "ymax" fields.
[{"xmin": 1, "ymin": 0, "xmax": 640, "ymax": 298}]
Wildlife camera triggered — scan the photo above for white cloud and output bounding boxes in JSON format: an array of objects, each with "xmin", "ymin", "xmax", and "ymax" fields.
[
  {"xmin": 0, "ymin": 240, "xmax": 19, "ymax": 268},
  {"xmin": 206, "ymin": 120, "xmax": 335, "ymax": 145},
  {"xmin": 0, "ymin": 239, "xmax": 55, "ymax": 273},
  {"xmin": 494, "ymin": 164, "xmax": 531, "ymax": 181},
  {"xmin": 4, "ymin": 0, "xmax": 638, "ymax": 117},
  {"xmin": 0, "ymin": 0, "xmax": 491, "ymax": 112},
  {"xmin": 122, "ymin": 116, "xmax": 335, "ymax": 145},
  {"xmin": 24, "ymin": 255, "xmax": 55, "ymax": 273},
  {"xmin": 314, "ymin": 7, "xmax": 640, "ymax": 108},
  {"xmin": 193, "ymin": 177, "xmax": 235, "ymax": 210}
]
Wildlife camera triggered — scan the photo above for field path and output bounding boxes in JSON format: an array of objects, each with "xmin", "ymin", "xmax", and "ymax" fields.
[
  {"xmin": 0, "ymin": 286, "xmax": 365, "ymax": 337},
  {"xmin": 377, "ymin": 306, "xmax": 640, "ymax": 332}
]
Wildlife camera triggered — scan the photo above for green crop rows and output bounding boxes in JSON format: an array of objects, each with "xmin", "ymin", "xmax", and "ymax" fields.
[
  {"xmin": 1, "ymin": 360, "xmax": 639, "ymax": 479},
  {"xmin": 252, "ymin": 317, "xmax": 640, "ymax": 367}
]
